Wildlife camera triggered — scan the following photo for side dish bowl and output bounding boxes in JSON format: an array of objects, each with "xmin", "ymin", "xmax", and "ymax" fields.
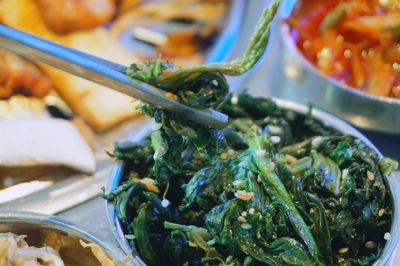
[
  {"xmin": 278, "ymin": 0, "xmax": 400, "ymax": 134},
  {"xmin": 0, "ymin": 211, "xmax": 136, "ymax": 265},
  {"xmin": 106, "ymin": 98, "xmax": 400, "ymax": 266}
]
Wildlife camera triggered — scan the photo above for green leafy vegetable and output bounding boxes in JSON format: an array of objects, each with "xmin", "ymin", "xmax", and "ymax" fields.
[{"xmin": 103, "ymin": 0, "xmax": 396, "ymax": 265}]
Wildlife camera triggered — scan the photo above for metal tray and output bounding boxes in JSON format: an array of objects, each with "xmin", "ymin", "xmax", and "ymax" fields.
[
  {"xmin": 276, "ymin": 0, "xmax": 400, "ymax": 134},
  {"xmin": 106, "ymin": 98, "xmax": 400, "ymax": 266},
  {"xmin": 0, "ymin": 0, "xmax": 245, "ymax": 213}
]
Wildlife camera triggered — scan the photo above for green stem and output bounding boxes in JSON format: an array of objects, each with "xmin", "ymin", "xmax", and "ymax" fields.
[
  {"xmin": 248, "ymin": 136, "xmax": 321, "ymax": 263},
  {"xmin": 155, "ymin": 0, "xmax": 281, "ymax": 86}
]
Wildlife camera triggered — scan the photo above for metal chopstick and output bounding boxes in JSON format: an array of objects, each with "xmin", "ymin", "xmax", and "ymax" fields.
[{"xmin": 0, "ymin": 24, "xmax": 228, "ymax": 128}]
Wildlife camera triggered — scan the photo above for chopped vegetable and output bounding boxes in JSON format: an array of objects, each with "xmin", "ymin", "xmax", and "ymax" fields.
[
  {"xmin": 287, "ymin": 0, "xmax": 400, "ymax": 99},
  {"xmin": 103, "ymin": 0, "xmax": 396, "ymax": 265}
]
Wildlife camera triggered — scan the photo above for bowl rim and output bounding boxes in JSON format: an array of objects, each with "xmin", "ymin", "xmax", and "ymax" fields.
[
  {"xmin": 0, "ymin": 210, "xmax": 137, "ymax": 265},
  {"xmin": 106, "ymin": 98, "xmax": 400, "ymax": 266},
  {"xmin": 279, "ymin": 0, "xmax": 400, "ymax": 106}
]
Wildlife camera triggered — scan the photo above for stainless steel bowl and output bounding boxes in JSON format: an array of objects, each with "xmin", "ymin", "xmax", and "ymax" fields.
[
  {"xmin": 277, "ymin": 0, "xmax": 400, "ymax": 134},
  {"xmin": 106, "ymin": 99, "xmax": 400, "ymax": 266},
  {"xmin": 0, "ymin": 211, "xmax": 137, "ymax": 266}
]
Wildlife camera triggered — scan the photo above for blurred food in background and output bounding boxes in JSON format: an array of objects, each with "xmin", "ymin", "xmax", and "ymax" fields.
[
  {"xmin": 0, "ymin": 0, "xmax": 230, "ymax": 132},
  {"xmin": 287, "ymin": 0, "xmax": 400, "ymax": 98},
  {"xmin": 0, "ymin": 0, "xmax": 232, "ymax": 194},
  {"xmin": 36, "ymin": 0, "xmax": 116, "ymax": 34},
  {"xmin": 112, "ymin": 0, "xmax": 229, "ymax": 66},
  {"xmin": 0, "ymin": 50, "xmax": 52, "ymax": 99}
]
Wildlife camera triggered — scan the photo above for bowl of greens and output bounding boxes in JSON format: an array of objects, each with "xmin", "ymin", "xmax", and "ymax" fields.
[
  {"xmin": 103, "ymin": 1, "xmax": 399, "ymax": 265},
  {"xmin": 105, "ymin": 91, "xmax": 399, "ymax": 266}
]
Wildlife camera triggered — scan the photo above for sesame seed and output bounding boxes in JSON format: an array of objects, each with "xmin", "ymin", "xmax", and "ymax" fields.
[
  {"xmin": 339, "ymin": 247, "xmax": 349, "ymax": 254},
  {"xmin": 338, "ymin": 257, "xmax": 345, "ymax": 263},
  {"xmin": 161, "ymin": 199, "xmax": 170, "ymax": 207},
  {"xmin": 379, "ymin": 0, "xmax": 389, "ymax": 6},
  {"xmin": 241, "ymin": 192, "xmax": 254, "ymax": 201},
  {"xmin": 309, "ymin": 208, "xmax": 315, "ymax": 214},
  {"xmin": 256, "ymin": 149, "xmax": 266, "ymax": 157},
  {"xmin": 365, "ymin": 241, "xmax": 376, "ymax": 249},
  {"xmin": 233, "ymin": 180, "xmax": 243, "ymax": 186},
  {"xmin": 393, "ymin": 63, "xmax": 400, "ymax": 73},
  {"xmin": 285, "ymin": 154, "xmax": 297, "ymax": 164},
  {"xmin": 134, "ymin": 177, "xmax": 160, "ymax": 193},
  {"xmin": 319, "ymin": 47, "xmax": 332, "ymax": 59},
  {"xmin": 269, "ymin": 161, "xmax": 275, "ymax": 171},
  {"xmin": 165, "ymin": 92, "xmax": 177, "ymax": 99},
  {"xmin": 241, "ymin": 211, "xmax": 248, "ymax": 217},
  {"xmin": 234, "ymin": 190, "xmax": 254, "ymax": 201},
  {"xmin": 220, "ymin": 153, "xmax": 228, "ymax": 160},
  {"xmin": 212, "ymin": 80, "xmax": 219, "ymax": 86},
  {"xmin": 188, "ymin": 240, "xmax": 197, "ymax": 247},
  {"xmin": 248, "ymin": 208, "xmax": 255, "ymax": 215},
  {"xmin": 368, "ymin": 50, "xmax": 375, "ymax": 57},
  {"xmin": 367, "ymin": 171, "xmax": 375, "ymax": 181},
  {"xmin": 227, "ymin": 149, "xmax": 235, "ymax": 156},
  {"xmin": 380, "ymin": 184, "xmax": 386, "ymax": 190},
  {"xmin": 241, "ymin": 223, "xmax": 252, "ymax": 230},
  {"xmin": 342, "ymin": 169, "xmax": 349, "ymax": 179},
  {"xmin": 335, "ymin": 62, "xmax": 343, "ymax": 72},
  {"xmin": 268, "ymin": 126, "xmax": 283, "ymax": 135},
  {"xmin": 344, "ymin": 49, "xmax": 352, "ymax": 59},
  {"xmin": 336, "ymin": 35, "xmax": 344, "ymax": 43},
  {"xmin": 303, "ymin": 40, "xmax": 311, "ymax": 50},
  {"xmin": 270, "ymin": 136, "xmax": 281, "ymax": 143},
  {"xmin": 392, "ymin": 86, "xmax": 400, "ymax": 97},
  {"xmin": 384, "ymin": 232, "xmax": 391, "ymax": 240},
  {"xmin": 298, "ymin": 148, "xmax": 306, "ymax": 154},
  {"xmin": 378, "ymin": 209, "xmax": 385, "ymax": 217},
  {"xmin": 230, "ymin": 95, "xmax": 239, "ymax": 105},
  {"xmin": 237, "ymin": 216, "xmax": 247, "ymax": 223},
  {"xmin": 311, "ymin": 136, "xmax": 323, "ymax": 148},
  {"xmin": 361, "ymin": 50, "xmax": 368, "ymax": 58}
]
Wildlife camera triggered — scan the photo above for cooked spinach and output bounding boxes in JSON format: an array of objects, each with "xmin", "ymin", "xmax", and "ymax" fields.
[{"xmin": 103, "ymin": 1, "xmax": 396, "ymax": 265}]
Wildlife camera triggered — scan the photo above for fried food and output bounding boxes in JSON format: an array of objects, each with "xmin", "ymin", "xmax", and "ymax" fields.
[
  {"xmin": 0, "ymin": 50, "xmax": 52, "ymax": 99},
  {"xmin": 35, "ymin": 0, "xmax": 116, "ymax": 34},
  {"xmin": 0, "ymin": 0, "xmax": 139, "ymax": 132},
  {"xmin": 111, "ymin": 0, "xmax": 228, "ymax": 67}
]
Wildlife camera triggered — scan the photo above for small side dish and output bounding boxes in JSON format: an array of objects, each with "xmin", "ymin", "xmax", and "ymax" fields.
[
  {"xmin": 105, "ymin": 1, "xmax": 398, "ymax": 265},
  {"xmin": 0, "ymin": 232, "xmax": 65, "ymax": 266},
  {"xmin": 286, "ymin": 0, "xmax": 400, "ymax": 98},
  {"xmin": 0, "ymin": 232, "xmax": 119, "ymax": 266},
  {"xmin": 0, "ymin": 212, "xmax": 127, "ymax": 266}
]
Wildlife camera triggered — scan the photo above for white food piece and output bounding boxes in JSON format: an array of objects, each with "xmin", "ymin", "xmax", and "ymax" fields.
[
  {"xmin": 0, "ymin": 118, "xmax": 95, "ymax": 173},
  {"xmin": 0, "ymin": 233, "xmax": 65, "ymax": 266}
]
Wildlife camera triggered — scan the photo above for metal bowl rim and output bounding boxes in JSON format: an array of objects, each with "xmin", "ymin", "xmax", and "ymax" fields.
[
  {"xmin": 279, "ymin": 0, "xmax": 400, "ymax": 106},
  {"xmin": 106, "ymin": 98, "xmax": 400, "ymax": 266}
]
